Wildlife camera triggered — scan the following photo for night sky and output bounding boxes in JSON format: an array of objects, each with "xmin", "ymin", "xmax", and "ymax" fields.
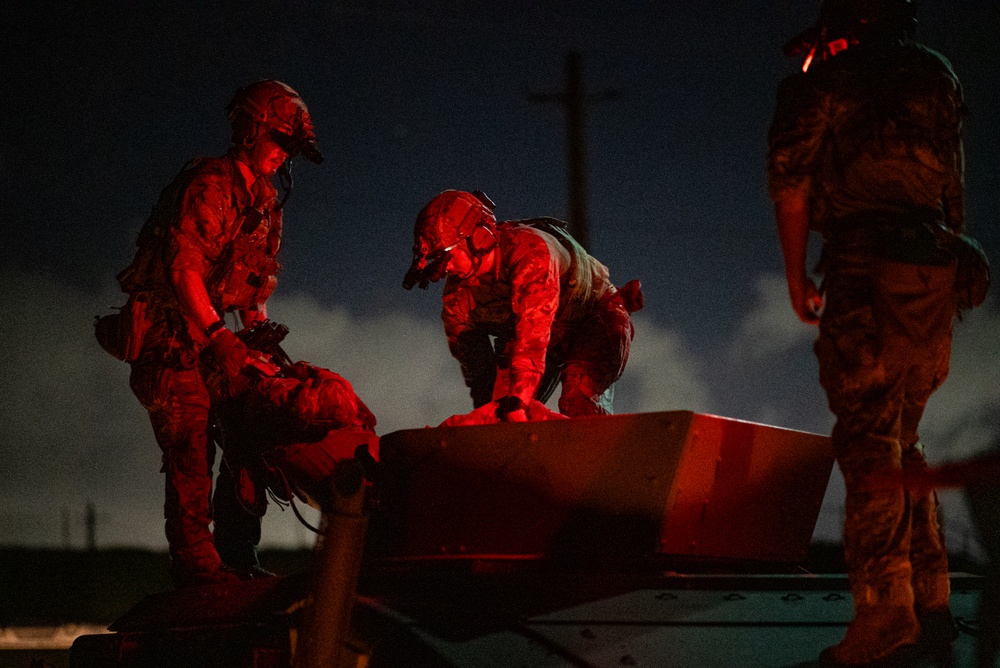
[{"xmin": 3, "ymin": 1, "xmax": 998, "ymax": 552}]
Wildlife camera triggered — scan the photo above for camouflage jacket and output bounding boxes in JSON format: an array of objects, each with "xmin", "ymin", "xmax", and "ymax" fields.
[
  {"xmin": 441, "ymin": 219, "xmax": 614, "ymax": 401},
  {"xmin": 767, "ymin": 42, "xmax": 965, "ymax": 237},
  {"xmin": 118, "ymin": 151, "xmax": 283, "ymax": 345}
]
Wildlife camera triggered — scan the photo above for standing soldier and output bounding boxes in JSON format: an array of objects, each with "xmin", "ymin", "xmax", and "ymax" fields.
[
  {"xmin": 107, "ymin": 81, "xmax": 323, "ymax": 587},
  {"xmin": 768, "ymin": 1, "xmax": 969, "ymax": 665},
  {"xmin": 403, "ymin": 190, "xmax": 643, "ymax": 421}
]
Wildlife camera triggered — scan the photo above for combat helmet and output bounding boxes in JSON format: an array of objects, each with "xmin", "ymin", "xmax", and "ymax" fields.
[
  {"xmin": 226, "ymin": 80, "xmax": 323, "ymax": 164},
  {"xmin": 403, "ymin": 190, "xmax": 497, "ymax": 290}
]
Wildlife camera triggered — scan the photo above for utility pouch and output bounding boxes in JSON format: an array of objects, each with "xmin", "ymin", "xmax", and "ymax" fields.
[
  {"xmin": 94, "ymin": 291, "xmax": 152, "ymax": 362},
  {"xmin": 947, "ymin": 232, "xmax": 990, "ymax": 312},
  {"xmin": 871, "ymin": 222, "xmax": 953, "ymax": 266}
]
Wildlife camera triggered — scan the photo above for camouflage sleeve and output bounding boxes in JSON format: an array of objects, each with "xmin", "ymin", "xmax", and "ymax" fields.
[
  {"xmin": 506, "ymin": 231, "xmax": 559, "ymax": 402},
  {"xmin": 442, "ymin": 280, "xmax": 495, "ymax": 405},
  {"xmin": 767, "ymin": 74, "xmax": 828, "ymax": 202},
  {"xmin": 166, "ymin": 169, "xmax": 234, "ymax": 278},
  {"xmin": 943, "ymin": 76, "xmax": 966, "ymax": 233}
]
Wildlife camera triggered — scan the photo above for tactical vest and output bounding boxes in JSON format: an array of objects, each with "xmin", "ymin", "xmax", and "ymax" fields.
[
  {"xmin": 501, "ymin": 217, "xmax": 597, "ymax": 314},
  {"xmin": 206, "ymin": 203, "xmax": 281, "ymax": 313},
  {"xmin": 118, "ymin": 157, "xmax": 281, "ymax": 313}
]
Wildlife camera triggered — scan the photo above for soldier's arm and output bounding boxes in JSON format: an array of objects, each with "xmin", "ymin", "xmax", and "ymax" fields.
[
  {"xmin": 768, "ymin": 76, "xmax": 826, "ymax": 326},
  {"xmin": 171, "ymin": 269, "xmax": 223, "ymax": 335},
  {"xmin": 506, "ymin": 234, "xmax": 560, "ymax": 408},
  {"xmin": 775, "ymin": 187, "xmax": 823, "ymax": 325},
  {"xmin": 442, "ymin": 283, "xmax": 495, "ymax": 407},
  {"xmin": 168, "ymin": 168, "xmax": 250, "ymax": 375},
  {"xmin": 169, "ymin": 173, "xmax": 232, "ymax": 337}
]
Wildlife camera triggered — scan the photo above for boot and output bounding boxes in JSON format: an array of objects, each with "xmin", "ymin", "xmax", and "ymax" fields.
[{"xmin": 820, "ymin": 583, "xmax": 921, "ymax": 667}]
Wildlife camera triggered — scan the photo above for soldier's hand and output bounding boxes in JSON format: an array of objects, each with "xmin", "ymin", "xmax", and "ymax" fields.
[
  {"xmin": 789, "ymin": 276, "xmax": 823, "ymax": 325},
  {"xmin": 496, "ymin": 396, "xmax": 529, "ymax": 423},
  {"xmin": 503, "ymin": 408, "xmax": 528, "ymax": 422},
  {"xmin": 206, "ymin": 328, "xmax": 251, "ymax": 378}
]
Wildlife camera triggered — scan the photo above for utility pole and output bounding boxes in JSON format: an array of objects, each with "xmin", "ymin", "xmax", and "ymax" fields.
[{"xmin": 530, "ymin": 50, "xmax": 620, "ymax": 251}]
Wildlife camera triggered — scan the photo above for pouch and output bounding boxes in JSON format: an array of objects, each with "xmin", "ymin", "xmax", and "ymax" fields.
[
  {"xmin": 94, "ymin": 292, "xmax": 152, "ymax": 362},
  {"xmin": 950, "ymin": 233, "xmax": 990, "ymax": 312}
]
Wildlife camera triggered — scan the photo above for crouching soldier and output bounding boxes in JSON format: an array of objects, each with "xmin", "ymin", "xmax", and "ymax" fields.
[{"xmin": 403, "ymin": 190, "xmax": 643, "ymax": 422}]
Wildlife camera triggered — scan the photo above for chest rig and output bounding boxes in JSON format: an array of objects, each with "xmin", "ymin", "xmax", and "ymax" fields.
[{"xmin": 208, "ymin": 180, "xmax": 282, "ymax": 312}]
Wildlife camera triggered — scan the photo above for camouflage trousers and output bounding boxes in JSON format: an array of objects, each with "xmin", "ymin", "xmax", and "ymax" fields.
[
  {"xmin": 129, "ymin": 321, "xmax": 260, "ymax": 577},
  {"xmin": 816, "ymin": 253, "xmax": 956, "ymax": 611},
  {"xmin": 522, "ymin": 289, "xmax": 634, "ymax": 416}
]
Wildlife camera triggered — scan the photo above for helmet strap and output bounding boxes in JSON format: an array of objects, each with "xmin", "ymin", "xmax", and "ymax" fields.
[{"xmin": 276, "ymin": 160, "xmax": 293, "ymax": 211}]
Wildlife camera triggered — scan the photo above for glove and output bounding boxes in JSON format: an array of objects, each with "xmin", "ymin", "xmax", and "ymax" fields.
[
  {"xmin": 496, "ymin": 396, "xmax": 528, "ymax": 423},
  {"xmin": 206, "ymin": 328, "xmax": 250, "ymax": 378},
  {"xmin": 620, "ymin": 279, "xmax": 645, "ymax": 313}
]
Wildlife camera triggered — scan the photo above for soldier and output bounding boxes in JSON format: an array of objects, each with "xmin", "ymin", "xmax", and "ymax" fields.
[
  {"xmin": 110, "ymin": 80, "xmax": 326, "ymax": 587},
  {"xmin": 874, "ymin": 448, "xmax": 1000, "ymax": 668},
  {"xmin": 403, "ymin": 190, "xmax": 643, "ymax": 421},
  {"xmin": 767, "ymin": 1, "xmax": 967, "ymax": 665}
]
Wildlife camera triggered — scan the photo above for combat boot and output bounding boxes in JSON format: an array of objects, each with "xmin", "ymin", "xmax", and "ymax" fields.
[{"xmin": 820, "ymin": 583, "xmax": 921, "ymax": 667}]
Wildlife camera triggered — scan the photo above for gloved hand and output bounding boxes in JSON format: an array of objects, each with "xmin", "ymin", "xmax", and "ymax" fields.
[
  {"xmin": 496, "ymin": 396, "xmax": 528, "ymax": 423},
  {"xmin": 206, "ymin": 327, "xmax": 251, "ymax": 378}
]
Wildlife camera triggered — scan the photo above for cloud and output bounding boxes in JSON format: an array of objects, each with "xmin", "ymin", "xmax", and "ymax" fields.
[
  {"xmin": 0, "ymin": 270, "xmax": 165, "ymax": 546},
  {"xmin": 919, "ymin": 302, "xmax": 1000, "ymax": 460},
  {"xmin": 613, "ymin": 315, "xmax": 712, "ymax": 415},
  {"xmin": 270, "ymin": 293, "xmax": 475, "ymax": 435},
  {"xmin": 728, "ymin": 273, "xmax": 816, "ymax": 364}
]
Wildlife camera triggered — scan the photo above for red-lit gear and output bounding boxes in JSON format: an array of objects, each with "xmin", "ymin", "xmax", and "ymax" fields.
[
  {"xmin": 784, "ymin": 0, "xmax": 918, "ymax": 72},
  {"xmin": 413, "ymin": 190, "xmax": 496, "ymax": 258},
  {"xmin": 404, "ymin": 190, "xmax": 498, "ymax": 289},
  {"xmin": 440, "ymin": 218, "xmax": 640, "ymax": 418},
  {"xmin": 226, "ymin": 80, "xmax": 322, "ymax": 164}
]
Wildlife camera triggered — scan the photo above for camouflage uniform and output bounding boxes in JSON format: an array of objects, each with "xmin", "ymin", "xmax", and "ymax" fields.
[
  {"xmin": 120, "ymin": 150, "xmax": 282, "ymax": 582},
  {"xmin": 442, "ymin": 219, "xmax": 634, "ymax": 416},
  {"xmin": 768, "ymin": 41, "xmax": 964, "ymax": 636}
]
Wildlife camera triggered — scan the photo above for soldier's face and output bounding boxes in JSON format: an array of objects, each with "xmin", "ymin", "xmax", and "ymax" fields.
[
  {"xmin": 250, "ymin": 132, "xmax": 290, "ymax": 177},
  {"xmin": 446, "ymin": 245, "xmax": 483, "ymax": 280}
]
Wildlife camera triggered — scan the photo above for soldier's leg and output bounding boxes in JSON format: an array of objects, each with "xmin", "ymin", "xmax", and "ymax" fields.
[
  {"xmin": 897, "ymin": 296, "xmax": 956, "ymax": 659},
  {"xmin": 823, "ymin": 413, "xmax": 921, "ymax": 666},
  {"xmin": 557, "ymin": 292, "xmax": 631, "ymax": 417},
  {"xmin": 902, "ymin": 440, "xmax": 951, "ymax": 612},
  {"xmin": 213, "ymin": 461, "xmax": 264, "ymax": 572},
  {"xmin": 147, "ymin": 393, "xmax": 235, "ymax": 585},
  {"xmin": 559, "ymin": 365, "xmax": 612, "ymax": 416},
  {"xmin": 817, "ymin": 267, "xmax": 920, "ymax": 665},
  {"xmin": 132, "ymin": 358, "xmax": 239, "ymax": 587}
]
